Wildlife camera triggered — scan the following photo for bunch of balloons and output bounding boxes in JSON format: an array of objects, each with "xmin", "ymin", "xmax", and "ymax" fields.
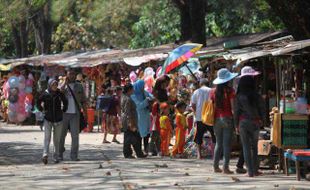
[
  {"xmin": 129, "ymin": 71, "xmax": 137, "ymax": 84},
  {"xmin": 143, "ymin": 67, "xmax": 155, "ymax": 94},
  {"xmin": 5, "ymin": 74, "xmax": 34, "ymax": 123}
]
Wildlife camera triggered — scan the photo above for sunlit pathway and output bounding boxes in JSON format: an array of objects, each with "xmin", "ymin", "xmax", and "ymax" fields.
[{"xmin": 0, "ymin": 124, "xmax": 309, "ymax": 190}]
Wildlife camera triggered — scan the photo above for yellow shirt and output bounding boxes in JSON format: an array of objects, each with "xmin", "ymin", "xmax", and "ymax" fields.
[{"xmin": 160, "ymin": 115, "xmax": 171, "ymax": 130}]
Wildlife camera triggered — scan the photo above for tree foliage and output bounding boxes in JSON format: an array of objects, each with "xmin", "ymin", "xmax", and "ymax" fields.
[
  {"xmin": 0, "ymin": 0, "xmax": 301, "ymax": 58},
  {"xmin": 206, "ymin": 0, "xmax": 284, "ymax": 37},
  {"xmin": 130, "ymin": 0, "xmax": 180, "ymax": 48}
]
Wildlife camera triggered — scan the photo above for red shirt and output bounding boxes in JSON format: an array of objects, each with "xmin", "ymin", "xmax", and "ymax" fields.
[
  {"xmin": 211, "ymin": 88, "xmax": 235, "ymax": 118},
  {"xmin": 151, "ymin": 102, "xmax": 161, "ymax": 132}
]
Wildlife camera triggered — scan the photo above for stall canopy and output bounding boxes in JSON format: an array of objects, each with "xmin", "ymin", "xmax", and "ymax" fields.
[
  {"xmin": 222, "ymin": 38, "xmax": 310, "ymax": 66},
  {"xmin": 3, "ymin": 30, "xmax": 310, "ymax": 71}
]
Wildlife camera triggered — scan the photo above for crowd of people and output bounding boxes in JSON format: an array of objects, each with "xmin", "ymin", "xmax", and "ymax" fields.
[{"xmin": 37, "ymin": 65, "xmax": 266, "ymax": 178}]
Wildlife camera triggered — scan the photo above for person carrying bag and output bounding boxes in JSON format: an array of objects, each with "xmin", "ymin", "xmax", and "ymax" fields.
[
  {"xmin": 201, "ymin": 89, "xmax": 215, "ymax": 126},
  {"xmin": 67, "ymin": 85, "xmax": 87, "ymax": 132}
]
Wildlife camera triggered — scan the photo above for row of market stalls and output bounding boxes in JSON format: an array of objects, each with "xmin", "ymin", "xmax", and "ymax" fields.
[{"xmin": 1, "ymin": 30, "xmax": 310, "ymax": 173}]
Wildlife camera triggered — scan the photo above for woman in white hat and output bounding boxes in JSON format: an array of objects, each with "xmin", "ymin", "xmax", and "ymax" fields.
[{"xmin": 211, "ymin": 68, "xmax": 238, "ymax": 174}]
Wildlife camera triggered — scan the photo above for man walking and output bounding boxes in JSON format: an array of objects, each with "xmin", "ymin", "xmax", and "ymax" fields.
[
  {"xmin": 38, "ymin": 78, "xmax": 68, "ymax": 164},
  {"xmin": 59, "ymin": 69, "xmax": 87, "ymax": 161},
  {"xmin": 121, "ymin": 83, "xmax": 147, "ymax": 158},
  {"xmin": 191, "ymin": 78, "xmax": 216, "ymax": 159}
]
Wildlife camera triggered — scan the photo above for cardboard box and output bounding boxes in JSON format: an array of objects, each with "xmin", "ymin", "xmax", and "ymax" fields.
[{"xmin": 258, "ymin": 140, "xmax": 272, "ymax": 156}]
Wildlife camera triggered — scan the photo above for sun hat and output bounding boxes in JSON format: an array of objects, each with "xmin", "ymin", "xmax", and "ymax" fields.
[
  {"xmin": 238, "ymin": 66, "xmax": 260, "ymax": 78},
  {"xmin": 213, "ymin": 68, "xmax": 238, "ymax": 85}
]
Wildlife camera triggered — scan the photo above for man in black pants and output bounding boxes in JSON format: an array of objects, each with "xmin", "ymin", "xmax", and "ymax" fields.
[
  {"xmin": 191, "ymin": 79, "xmax": 216, "ymax": 159},
  {"xmin": 120, "ymin": 83, "xmax": 147, "ymax": 158}
]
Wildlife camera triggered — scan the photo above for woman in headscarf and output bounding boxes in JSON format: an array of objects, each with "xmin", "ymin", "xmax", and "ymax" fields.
[
  {"xmin": 37, "ymin": 78, "xmax": 68, "ymax": 164},
  {"xmin": 131, "ymin": 80, "xmax": 154, "ymax": 153}
]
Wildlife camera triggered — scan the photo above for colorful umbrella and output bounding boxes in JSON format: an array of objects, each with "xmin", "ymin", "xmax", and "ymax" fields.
[{"xmin": 161, "ymin": 43, "xmax": 202, "ymax": 75}]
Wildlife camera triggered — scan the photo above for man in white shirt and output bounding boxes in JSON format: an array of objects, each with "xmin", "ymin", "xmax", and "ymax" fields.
[
  {"xmin": 191, "ymin": 78, "xmax": 216, "ymax": 159},
  {"xmin": 59, "ymin": 69, "xmax": 87, "ymax": 161}
]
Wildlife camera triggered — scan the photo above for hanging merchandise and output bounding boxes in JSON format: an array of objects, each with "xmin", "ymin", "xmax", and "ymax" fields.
[
  {"xmin": 129, "ymin": 71, "xmax": 137, "ymax": 84},
  {"xmin": 6, "ymin": 73, "xmax": 34, "ymax": 123},
  {"xmin": 84, "ymin": 79, "xmax": 90, "ymax": 99},
  {"xmin": 90, "ymin": 80, "xmax": 95, "ymax": 98},
  {"xmin": 44, "ymin": 65, "xmax": 65, "ymax": 77}
]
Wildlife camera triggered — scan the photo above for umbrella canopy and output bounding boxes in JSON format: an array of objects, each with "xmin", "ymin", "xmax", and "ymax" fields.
[{"xmin": 161, "ymin": 43, "xmax": 202, "ymax": 75}]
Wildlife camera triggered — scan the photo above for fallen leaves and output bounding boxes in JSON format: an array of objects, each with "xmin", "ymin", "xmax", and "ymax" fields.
[
  {"xmin": 289, "ymin": 186, "xmax": 296, "ymax": 190},
  {"xmin": 106, "ymin": 171, "xmax": 111, "ymax": 176},
  {"xmin": 154, "ymin": 163, "xmax": 168, "ymax": 168},
  {"xmin": 274, "ymin": 184, "xmax": 279, "ymax": 188},
  {"xmin": 124, "ymin": 182, "xmax": 137, "ymax": 190},
  {"xmin": 231, "ymin": 177, "xmax": 241, "ymax": 182}
]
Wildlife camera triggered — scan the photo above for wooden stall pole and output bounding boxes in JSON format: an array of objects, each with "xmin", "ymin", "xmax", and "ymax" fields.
[
  {"xmin": 275, "ymin": 57, "xmax": 285, "ymax": 172},
  {"xmin": 275, "ymin": 58, "xmax": 281, "ymax": 108},
  {"xmin": 263, "ymin": 58, "xmax": 270, "ymax": 127}
]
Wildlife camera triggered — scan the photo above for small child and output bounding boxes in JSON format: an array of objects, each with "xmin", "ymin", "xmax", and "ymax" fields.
[
  {"xmin": 159, "ymin": 102, "xmax": 172, "ymax": 156},
  {"xmin": 171, "ymin": 102, "xmax": 188, "ymax": 157},
  {"xmin": 149, "ymin": 102, "xmax": 161, "ymax": 156}
]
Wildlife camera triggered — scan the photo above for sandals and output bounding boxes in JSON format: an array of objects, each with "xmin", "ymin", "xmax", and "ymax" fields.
[
  {"xmin": 214, "ymin": 168, "xmax": 223, "ymax": 173},
  {"xmin": 42, "ymin": 156, "xmax": 48, "ymax": 165},
  {"xmin": 254, "ymin": 171, "xmax": 263, "ymax": 176},
  {"xmin": 102, "ymin": 140, "xmax": 111, "ymax": 144},
  {"xmin": 223, "ymin": 169, "xmax": 234, "ymax": 174},
  {"xmin": 112, "ymin": 139, "xmax": 120, "ymax": 144}
]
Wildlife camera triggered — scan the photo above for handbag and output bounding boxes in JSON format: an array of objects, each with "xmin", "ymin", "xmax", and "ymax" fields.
[
  {"xmin": 67, "ymin": 84, "xmax": 87, "ymax": 133},
  {"xmin": 201, "ymin": 91, "xmax": 215, "ymax": 126}
]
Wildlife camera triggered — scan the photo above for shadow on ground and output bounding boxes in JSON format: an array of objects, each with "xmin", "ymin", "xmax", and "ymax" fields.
[{"xmin": 0, "ymin": 142, "xmax": 122, "ymax": 165}]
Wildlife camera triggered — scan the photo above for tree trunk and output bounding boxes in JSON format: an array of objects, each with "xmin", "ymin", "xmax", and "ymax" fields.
[
  {"xmin": 268, "ymin": 0, "xmax": 310, "ymax": 40},
  {"xmin": 31, "ymin": 0, "xmax": 53, "ymax": 54},
  {"xmin": 172, "ymin": 0, "xmax": 192, "ymax": 42},
  {"xmin": 19, "ymin": 21, "xmax": 28, "ymax": 57},
  {"xmin": 173, "ymin": 0, "xmax": 206, "ymax": 46},
  {"xmin": 12, "ymin": 22, "xmax": 29, "ymax": 58},
  {"xmin": 12, "ymin": 25, "xmax": 22, "ymax": 58},
  {"xmin": 189, "ymin": 0, "xmax": 206, "ymax": 46}
]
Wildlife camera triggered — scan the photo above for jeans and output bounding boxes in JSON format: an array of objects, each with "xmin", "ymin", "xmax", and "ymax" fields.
[
  {"xmin": 213, "ymin": 117, "xmax": 233, "ymax": 169},
  {"xmin": 236, "ymin": 135, "xmax": 245, "ymax": 169},
  {"xmin": 60, "ymin": 113, "xmax": 80, "ymax": 160},
  {"xmin": 239, "ymin": 119, "xmax": 260, "ymax": 176},
  {"xmin": 43, "ymin": 120, "xmax": 63, "ymax": 159}
]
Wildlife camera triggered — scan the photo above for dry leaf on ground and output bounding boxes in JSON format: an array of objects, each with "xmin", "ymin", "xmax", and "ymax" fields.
[
  {"xmin": 231, "ymin": 177, "xmax": 241, "ymax": 182},
  {"xmin": 106, "ymin": 171, "xmax": 111, "ymax": 176}
]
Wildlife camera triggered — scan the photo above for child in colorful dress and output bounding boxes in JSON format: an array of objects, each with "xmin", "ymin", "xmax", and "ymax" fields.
[
  {"xmin": 159, "ymin": 102, "xmax": 172, "ymax": 156},
  {"xmin": 171, "ymin": 102, "xmax": 188, "ymax": 157}
]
